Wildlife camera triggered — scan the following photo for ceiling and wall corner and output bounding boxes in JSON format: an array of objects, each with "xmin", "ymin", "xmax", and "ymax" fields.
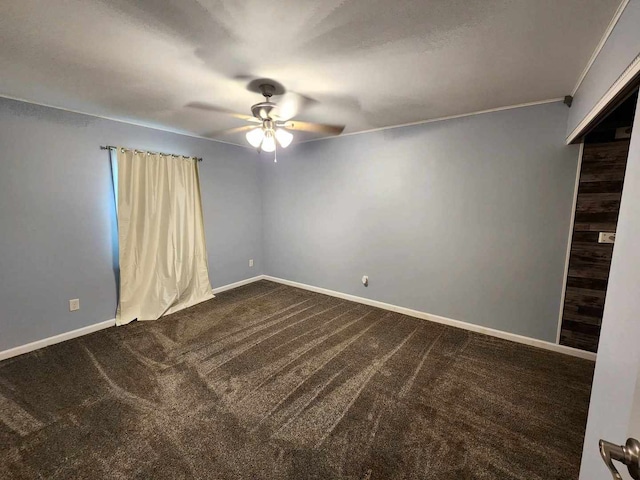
[
  {"xmin": 570, "ymin": 0, "xmax": 630, "ymax": 97},
  {"xmin": 567, "ymin": 0, "xmax": 640, "ymax": 141},
  {"xmin": 0, "ymin": 0, "xmax": 622, "ymax": 147},
  {"xmin": 298, "ymin": 97, "xmax": 565, "ymax": 144}
]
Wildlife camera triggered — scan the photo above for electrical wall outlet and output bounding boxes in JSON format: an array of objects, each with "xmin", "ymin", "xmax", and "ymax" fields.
[
  {"xmin": 69, "ymin": 299, "xmax": 80, "ymax": 311},
  {"xmin": 615, "ymin": 126, "xmax": 632, "ymax": 139},
  {"xmin": 598, "ymin": 232, "xmax": 616, "ymax": 244},
  {"xmin": 249, "ymin": 259, "xmax": 254, "ymax": 267}
]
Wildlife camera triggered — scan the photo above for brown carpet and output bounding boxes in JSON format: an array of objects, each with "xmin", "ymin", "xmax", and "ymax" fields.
[{"xmin": 0, "ymin": 280, "xmax": 594, "ymax": 479}]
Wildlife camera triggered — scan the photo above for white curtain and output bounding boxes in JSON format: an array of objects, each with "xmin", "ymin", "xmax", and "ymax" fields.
[{"xmin": 112, "ymin": 148, "xmax": 213, "ymax": 326}]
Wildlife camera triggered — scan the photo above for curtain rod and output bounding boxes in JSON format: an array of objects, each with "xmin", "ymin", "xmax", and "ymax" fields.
[{"xmin": 100, "ymin": 145, "xmax": 202, "ymax": 162}]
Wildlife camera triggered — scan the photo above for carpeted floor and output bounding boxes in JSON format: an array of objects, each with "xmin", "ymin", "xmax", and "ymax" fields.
[{"xmin": 0, "ymin": 280, "xmax": 594, "ymax": 479}]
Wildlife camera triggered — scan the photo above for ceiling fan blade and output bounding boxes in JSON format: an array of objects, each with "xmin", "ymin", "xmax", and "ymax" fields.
[
  {"xmin": 202, "ymin": 125, "xmax": 257, "ymax": 138},
  {"xmin": 282, "ymin": 121, "xmax": 345, "ymax": 135},
  {"xmin": 186, "ymin": 102, "xmax": 260, "ymax": 122},
  {"xmin": 272, "ymin": 92, "xmax": 317, "ymax": 121}
]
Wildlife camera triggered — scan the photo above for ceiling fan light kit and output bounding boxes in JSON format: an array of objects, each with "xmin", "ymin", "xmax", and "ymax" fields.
[
  {"xmin": 246, "ymin": 85, "xmax": 294, "ymax": 155},
  {"xmin": 245, "ymin": 127, "xmax": 265, "ymax": 148},
  {"xmin": 261, "ymin": 130, "xmax": 277, "ymax": 153},
  {"xmin": 244, "ymin": 116, "xmax": 293, "ymax": 153},
  {"xmin": 275, "ymin": 128, "xmax": 293, "ymax": 148}
]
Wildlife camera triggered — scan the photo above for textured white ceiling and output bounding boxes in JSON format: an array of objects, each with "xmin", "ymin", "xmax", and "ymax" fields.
[{"xmin": 0, "ymin": 0, "xmax": 621, "ymax": 146}]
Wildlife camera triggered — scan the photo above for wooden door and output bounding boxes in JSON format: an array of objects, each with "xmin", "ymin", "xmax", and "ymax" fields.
[{"xmin": 559, "ymin": 139, "xmax": 630, "ymax": 352}]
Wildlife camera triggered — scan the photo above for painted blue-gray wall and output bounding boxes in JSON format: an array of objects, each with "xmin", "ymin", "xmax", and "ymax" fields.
[
  {"xmin": 262, "ymin": 102, "xmax": 579, "ymax": 342},
  {"xmin": 0, "ymin": 97, "xmax": 262, "ymax": 351},
  {"xmin": 568, "ymin": 0, "xmax": 640, "ymax": 138},
  {"xmin": 0, "ymin": 96, "xmax": 580, "ymax": 351}
]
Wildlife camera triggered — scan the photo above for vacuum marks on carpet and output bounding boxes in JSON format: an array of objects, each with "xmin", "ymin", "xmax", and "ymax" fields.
[{"xmin": 0, "ymin": 281, "xmax": 594, "ymax": 479}]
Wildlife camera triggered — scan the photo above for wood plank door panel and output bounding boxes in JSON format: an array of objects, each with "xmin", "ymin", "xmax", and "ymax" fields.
[{"xmin": 560, "ymin": 140, "xmax": 630, "ymax": 352}]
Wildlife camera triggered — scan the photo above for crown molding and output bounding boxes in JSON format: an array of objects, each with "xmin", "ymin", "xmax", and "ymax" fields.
[
  {"xmin": 566, "ymin": 52, "xmax": 640, "ymax": 144},
  {"xmin": 0, "ymin": 93, "xmax": 253, "ymax": 150},
  {"xmin": 299, "ymin": 98, "xmax": 564, "ymax": 144},
  {"xmin": 1, "ymin": 93, "xmax": 568, "ymax": 150},
  {"xmin": 571, "ymin": 0, "xmax": 630, "ymax": 97}
]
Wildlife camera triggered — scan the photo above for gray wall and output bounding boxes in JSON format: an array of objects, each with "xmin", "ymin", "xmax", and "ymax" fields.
[
  {"xmin": 262, "ymin": 102, "xmax": 579, "ymax": 342},
  {"xmin": 0, "ymin": 97, "xmax": 262, "ymax": 351},
  {"xmin": 0, "ymin": 97, "xmax": 581, "ymax": 351},
  {"xmin": 567, "ymin": 0, "xmax": 640, "ymax": 138}
]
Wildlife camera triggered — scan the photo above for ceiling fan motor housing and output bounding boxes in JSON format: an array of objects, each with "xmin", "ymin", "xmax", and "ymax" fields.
[
  {"xmin": 250, "ymin": 83, "xmax": 285, "ymax": 120},
  {"xmin": 251, "ymin": 101, "xmax": 279, "ymax": 121}
]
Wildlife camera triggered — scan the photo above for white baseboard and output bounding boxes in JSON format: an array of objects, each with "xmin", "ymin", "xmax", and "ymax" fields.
[
  {"xmin": 212, "ymin": 275, "xmax": 265, "ymax": 294},
  {"xmin": 0, "ymin": 276, "xmax": 268, "ymax": 362},
  {"xmin": 1, "ymin": 274, "xmax": 596, "ymax": 363},
  {"xmin": 0, "ymin": 318, "xmax": 116, "ymax": 362},
  {"xmin": 262, "ymin": 275, "xmax": 597, "ymax": 361}
]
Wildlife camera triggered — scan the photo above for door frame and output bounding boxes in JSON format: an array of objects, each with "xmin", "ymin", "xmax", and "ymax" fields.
[
  {"xmin": 567, "ymin": 57, "xmax": 640, "ymax": 144},
  {"xmin": 556, "ymin": 142, "xmax": 584, "ymax": 344}
]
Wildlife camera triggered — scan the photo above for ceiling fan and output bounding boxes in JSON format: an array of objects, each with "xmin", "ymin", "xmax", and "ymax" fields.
[{"xmin": 187, "ymin": 80, "xmax": 345, "ymax": 158}]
